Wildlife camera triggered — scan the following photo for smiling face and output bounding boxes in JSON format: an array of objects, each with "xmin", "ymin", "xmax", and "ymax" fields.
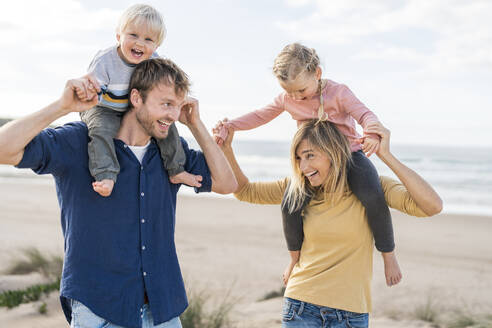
[
  {"xmin": 279, "ymin": 67, "xmax": 322, "ymax": 101},
  {"xmin": 295, "ymin": 138, "xmax": 331, "ymax": 187},
  {"xmin": 131, "ymin": 82, "xmax": 184, "ymax": 140},
  {"xmin": 117, "ymin": 22, "xmax": 159, "ymax": 65}
]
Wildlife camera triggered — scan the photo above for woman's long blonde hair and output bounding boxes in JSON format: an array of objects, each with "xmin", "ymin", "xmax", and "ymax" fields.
[{"xmin": 284, "ymin": 120, "xmax": 353, "ymax": 213}]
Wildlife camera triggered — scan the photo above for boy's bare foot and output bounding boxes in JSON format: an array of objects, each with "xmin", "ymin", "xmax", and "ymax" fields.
[
  {"xmin": 169, "ymin": 171, "xmax": 202, "ymax": 187},
  {"xmin": 282, "ymin": 262, "xmax": 296, "ymax": 286},
  {"xmin": 92, "ymin": 179, "xmax": 115, "ymax": 197},
  {"xmin": 382, "ymin": 251, "xmax": 402, "ymax": 286}
]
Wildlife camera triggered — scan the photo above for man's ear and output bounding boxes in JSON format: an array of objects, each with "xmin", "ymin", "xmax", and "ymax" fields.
[
  {"xmin": 129, "ymin": 89, "xmax": 142, "ymax": 108},
  {"xmin": 116, "ymin": 33, "xmax": 121, "ymax": 44}
]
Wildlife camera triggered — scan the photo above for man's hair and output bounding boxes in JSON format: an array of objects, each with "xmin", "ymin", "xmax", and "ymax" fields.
[
  {"xmin": 117, "ymin": 4, "xmax": 166, "ymax": 46},
  {"xmin": 128, "ymin": 58, "xmax": 190, "ymax": 108}
]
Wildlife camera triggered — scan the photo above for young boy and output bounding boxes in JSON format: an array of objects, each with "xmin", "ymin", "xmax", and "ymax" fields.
[{"xmin": 76, "ymin": 4, "xmax": 201, "ymax": 197}]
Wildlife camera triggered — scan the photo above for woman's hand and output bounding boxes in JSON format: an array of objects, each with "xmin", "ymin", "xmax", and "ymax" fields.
[
  {"xmin": 212, "ymin": 118, "xmax": 234, "ymax": 149},
  {"xmin": 361, "ymin": 136, "xmax": 380, "ymax": 157},
  {"xmin": 364, "ymin": 121, "xmax": 443, "ymax": 216},
  {"xmin": 362, "ymin": 122, "xmax": 391, "ymax": 160}
]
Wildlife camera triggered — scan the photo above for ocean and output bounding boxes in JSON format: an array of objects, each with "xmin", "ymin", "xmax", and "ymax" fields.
[{"xmin": 1, "ymin": 139, "xmax": 491, "ymax": 216}]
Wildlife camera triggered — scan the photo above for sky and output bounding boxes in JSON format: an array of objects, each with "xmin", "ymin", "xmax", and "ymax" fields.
[{"xmin": 0, "ymin": 0, "xmax": 491, "ymax": 147}]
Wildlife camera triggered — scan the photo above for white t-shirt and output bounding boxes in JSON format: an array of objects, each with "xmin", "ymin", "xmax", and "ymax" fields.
[{"xmin": 128, "ymin": 141, "xmax": 151, "ymax": 164}]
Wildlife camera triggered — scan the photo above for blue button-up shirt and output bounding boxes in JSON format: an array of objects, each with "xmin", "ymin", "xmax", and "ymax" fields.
[{"xmin": 16, "ymin": 122, "xmax": 212, "ymax": 328}]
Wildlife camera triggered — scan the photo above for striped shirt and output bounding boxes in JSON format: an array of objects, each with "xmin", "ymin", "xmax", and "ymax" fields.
[{"xmin": 88, "ymin": 46, "xmax": 158, "ymax": 112}]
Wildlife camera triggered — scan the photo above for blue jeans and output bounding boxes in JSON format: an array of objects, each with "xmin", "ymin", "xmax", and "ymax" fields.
[
  {"xmin": 70, "ymin": 300, "xmax": 182, "ymax": 328},
  {"xmin": 281, "ymin": 298, "xmax": 369, "ymax": 328}
]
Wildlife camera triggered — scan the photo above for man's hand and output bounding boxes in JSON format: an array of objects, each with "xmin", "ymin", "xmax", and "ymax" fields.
[
  {"xmin": 178, "ymin": 97, "xmax": 200, "ymax": 128},
  {"xmin": 60, "ymin": 79, "xmax": 99, "ymax": 114},
  {"xmin": 73, "ymin": 74, "xmax": 101, "ymax": 102}
]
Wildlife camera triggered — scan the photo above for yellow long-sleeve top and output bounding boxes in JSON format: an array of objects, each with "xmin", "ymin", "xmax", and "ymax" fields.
[{"xmin": 234, "ymin": 176, "xmax": 429, "ymax": 313}]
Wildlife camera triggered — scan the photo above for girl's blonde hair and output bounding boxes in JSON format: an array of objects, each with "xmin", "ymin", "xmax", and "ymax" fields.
[
  {"xmin": 273, "ymin": 43, "xmax": 326, "ymax": 120},
  {"xmin": 284, "ymin": 119, "xmax": 353, "ymax": 213},
  {"xmin": 117, "ymin": 4, "xmax": 166, "ymax": 46},
  {"xmin": 273, "ymin": 43, "xmax": 320, "ymax": 82}
]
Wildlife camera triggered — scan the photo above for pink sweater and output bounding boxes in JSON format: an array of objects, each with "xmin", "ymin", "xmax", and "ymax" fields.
[{"xmin": 217, "ymin": 79, "xmax": 379, "ymax": 152}]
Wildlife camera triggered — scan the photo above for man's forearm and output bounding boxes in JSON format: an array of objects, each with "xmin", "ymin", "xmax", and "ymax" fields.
[
  {"xmin": 188, "ymin": 120, "xmax": 237, "ymax": 194},
  {"xmin": 0, "ymin": 99, "xmax": 67, "ymax": 165}
]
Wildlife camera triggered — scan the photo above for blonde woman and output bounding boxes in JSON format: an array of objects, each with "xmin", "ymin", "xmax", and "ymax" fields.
[
  {"xmin": 218, "ymin": 120, "xmax": 442, "ymax": 328},
  {"xmin": 214, "ymin": 43, "xmax": 402, "ymax": 287}
]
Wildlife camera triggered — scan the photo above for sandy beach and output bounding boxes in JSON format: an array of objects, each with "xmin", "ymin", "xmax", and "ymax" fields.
[{"xmin": 0, "ymin": 178, "xmax": 491, "ymax": 327}]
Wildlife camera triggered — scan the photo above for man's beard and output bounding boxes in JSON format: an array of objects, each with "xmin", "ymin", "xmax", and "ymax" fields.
[{"xmin": 136, "ymin": 106, "xmax": 168, "ymax": 140}]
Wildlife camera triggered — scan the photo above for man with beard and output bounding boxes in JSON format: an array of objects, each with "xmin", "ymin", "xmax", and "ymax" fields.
[{"xmin": 0, "ymin": 58, "xmax": 237, "ymax": 328}]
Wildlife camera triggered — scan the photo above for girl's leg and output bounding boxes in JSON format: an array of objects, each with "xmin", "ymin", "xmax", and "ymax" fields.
[
  {"xmin": 280, "ymin": 185, "xmax": 312, "ymax": 252},
  {"xmin": 348, "ymin": 151, "xmax": 401, "ymax": 286},
  {"xmin": 280, "ymin": 186, "xmax": 311, "ymax": 286}
]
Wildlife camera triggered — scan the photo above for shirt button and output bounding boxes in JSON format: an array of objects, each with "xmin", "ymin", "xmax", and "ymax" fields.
[
  {"xmin": 143, "ymin": 272, "xmax": 147, "ymax": 276},
  {"xmin": 142, "ymin": 245, "xmax": 146, "ymax": 250},
  {"xmin": 141, "ymin": 219, "xmax": 145, "ymax": 223},
  {"xmin": 141, "ymin": 166, "xmax": 143, "ymax": 170},
  {"xmin": 141, "ymin": 192, "xmax": 144, "ymax": 197}
]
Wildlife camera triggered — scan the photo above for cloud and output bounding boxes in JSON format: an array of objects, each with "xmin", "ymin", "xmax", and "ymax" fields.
[
  {"xmin": 276, "ymin": 0, "xmax": 492, "ymax": 73},
  {"xmin": 0, "ymin": 1, "xmax": 122, "ymax": 80},
  {"xmin": 285, "ymin": 0, "xmax": 313, "ymax": 7}
]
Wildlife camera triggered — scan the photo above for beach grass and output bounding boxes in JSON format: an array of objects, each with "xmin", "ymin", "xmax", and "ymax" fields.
[
  {"xmin": 0, "ymin": 278, "xmax": 60, "ymax": 309},
  {"xmin": 0, "ymin": 247, "xmax": 62, "ymax": 309},
  {"xmin": 413, "ymin": 295, "xmax": 440, "ymax": 324},
  {"xmin": 447, "ymin": 312, "xmax": 492, "ymax": 328},
  {"xmin": 38, "ymin": 302, "xmax": 48, "ymax": 315},
  {"xmin": 180, "ymin": 285, "xmax": 237, "ymax": 328},
  {"xmin": 5, "ymin": 247, "xmax": 63, "ymax": 278},
  {"xmin": 258, "ymin": 286, "xmax": 285, "ymax": 301}
]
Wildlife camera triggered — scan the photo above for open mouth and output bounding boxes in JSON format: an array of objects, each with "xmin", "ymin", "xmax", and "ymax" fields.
[
  {"xmin": 305, "ymin": 170, "xmax": 318, "ymax": 178},
  {"xmin": 131, "ymin": 48, "xmax": 144, "ymax": 57},
  {"xmin": 157, "ymin": 120, "xmax": 171, "ymax": 129}
]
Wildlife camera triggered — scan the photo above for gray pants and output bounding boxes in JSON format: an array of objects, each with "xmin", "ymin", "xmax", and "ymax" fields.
[{"xmin": 81, "ymin": 106, "xmax": 186, "ymax": 183}]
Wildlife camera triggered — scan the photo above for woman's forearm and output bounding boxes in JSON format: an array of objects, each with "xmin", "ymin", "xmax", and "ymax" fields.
[
  {"xmin": 379, "ymin": 152, "xmax": 443, "ymax": 216},
  {"xmin": 221, "ymin": 145, "xmax": 249, "ymax": 193}
]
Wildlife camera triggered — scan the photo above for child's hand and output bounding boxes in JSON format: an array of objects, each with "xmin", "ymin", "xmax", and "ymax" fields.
[
  {"xmin": 361, "ymin": 135, "xmax": 380, "ymax": 157},
  {"xmin": 362, "ymin": 122, "xmax": 391, "ymax": 159},
  {"xmin": 73, "ymin": 75, "xmax": 101, "ymax": 102},
  {"xmin": 212, "ymin": 118, "xmax": 229, "ymax": 146}
]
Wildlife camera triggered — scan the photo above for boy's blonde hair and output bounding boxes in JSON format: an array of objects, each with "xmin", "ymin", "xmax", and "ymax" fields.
[
  {"xmin": 117, "ymin": 4, "xmax": 166, "ymax": 46},
  {"xmin": 284, "ymin": 119, "xmax": 352, "ymax": 214},
  {"xmin": 273, "ymin": 43, "xmax": 320, "ymax": 82}
]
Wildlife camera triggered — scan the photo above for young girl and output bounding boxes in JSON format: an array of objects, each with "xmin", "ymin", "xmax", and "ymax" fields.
[{"xmin": 214, "ymin": 43, "xmax": 401, "ymax": 287}]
